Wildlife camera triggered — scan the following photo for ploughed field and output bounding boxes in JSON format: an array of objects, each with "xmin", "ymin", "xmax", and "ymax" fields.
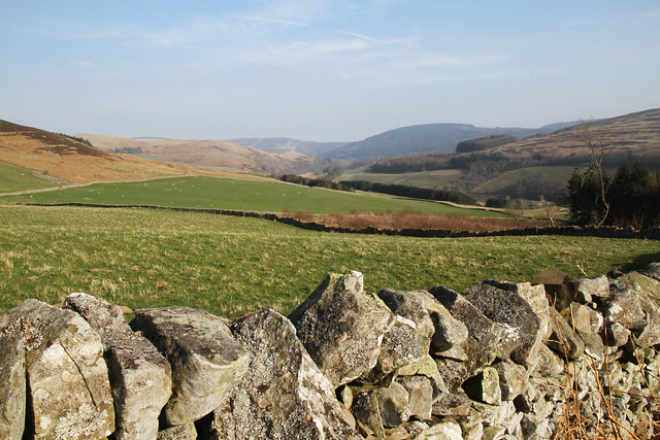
[{"xmin": 1, "ymin": 204, "xmax": 658, "ymax": 318}]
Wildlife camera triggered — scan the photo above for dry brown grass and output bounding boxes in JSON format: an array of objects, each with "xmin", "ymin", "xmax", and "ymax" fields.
[{"xmin": 285, "ymin": 208, "xmax": 551, "ymax": 232}]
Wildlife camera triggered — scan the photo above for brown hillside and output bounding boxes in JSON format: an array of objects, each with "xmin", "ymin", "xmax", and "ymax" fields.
[
  {"xmin": 0, "ymin": 120, "xmax": 240, "ymax": 184},
  {"xmin": 497, "ymin": 108, "xmax": 660, "ymax": 162},
  {"xmin": 78, "ymin": 134, "xmax": 324, "ymax": 176}
]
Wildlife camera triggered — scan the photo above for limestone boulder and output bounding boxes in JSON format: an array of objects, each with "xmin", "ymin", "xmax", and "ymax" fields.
[
  {"xmin": 131, "ymin": 306, "xmax": 250, "ymax": 426},
  {"xmin": 65, "ymin": 293, "xmax": 172, "ymax": 440},
  {"xmin": 372, "ymin": 315, "xmax": 430, "ymax": 379},
  {"xmin": 289, "ymin": 271, "xmax": 395, "ymax": 387},
  {"xmin": 598, "ymin": 276, "xmax": 647, "ymax": 331},
  {"xmin": 0, "ymin": 334, "xmax": 26, "ymax": 440},
  {"xmin": 546, "ymin": 307, "xmax": 585, "ymax": 360},
  {"xmin": 0, "ymin": 299, "xmax": 115, "ymax": 439},
  {"xmin": 429, "ymin": 286, "xmax": 500, "ymax": 372},
  {"xmin": 398, "ymin": 375, "xmax": 433, "ymax": 420},
  {"xmin": 465, "ymin": 284, "xmax": 542, "ymax": 365},
  {"xmin": 213, "ymin": 309, "xmax": 360, "ymax": 440},
  {"xmin": 377, "ymin": 288, "xmax": 437, "ymax": 338}
]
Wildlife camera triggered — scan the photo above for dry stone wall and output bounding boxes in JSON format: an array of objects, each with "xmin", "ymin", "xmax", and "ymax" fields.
[{"xmin": 1, "ymin": 264, "xmax": 660, "ymax": 439}]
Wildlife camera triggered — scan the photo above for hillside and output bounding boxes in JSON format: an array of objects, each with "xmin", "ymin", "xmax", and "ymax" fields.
[
  {"xmin": 80, "ymin": 134, "xmax": 332, "ymax": 176},
  {"xmin": 495, "ymin": 108, "xmax": 660, "ymax": 165},
  {"xmin": 323, "ymin": 123, "xmax": 546, "ymax": 161},
  {"xmin": 227, "ymin": 137, "xmax": 347, "ymax": 157},
  {"xmin": 0, "ymin": 120, "xmax": 237, "ymax": 185},
  {"xmin": 336, "ymin": 108, "xmax": 660, "ymax": 201}
]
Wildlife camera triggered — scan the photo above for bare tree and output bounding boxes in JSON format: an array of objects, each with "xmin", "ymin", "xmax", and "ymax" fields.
[{"xmin": 576, "ymin": 121, "xmax": 613, "ymax": 228}]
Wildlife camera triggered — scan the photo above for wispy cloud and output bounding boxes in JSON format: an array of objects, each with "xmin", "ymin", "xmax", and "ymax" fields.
[
  {"xmin": 641, "ymin": 9, "xmax": 660, "ymax": 20},
  {"xmin": 75, "ymin": 60, "xmax": 95, "ymax": 69}
]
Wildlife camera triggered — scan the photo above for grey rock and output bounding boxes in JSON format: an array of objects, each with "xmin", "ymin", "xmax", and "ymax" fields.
[
  {"xmin": 214, "ymin": 309, "xmax": 361, "ymax": 440},
  {"xmin": 157, "ymin": 422, "xmax": 197, "ymax": 440},
  {"xmin": 494, "ymin": 361, "xmax": 528, "ymax": 401},
  {"xmin": 0, "ymin": 299, "xmax": 115, "ymax": 439},
  {"xmin": 352, "ymin": 389, "xmax": 385, "ymax": 438},
  {"xmin": 546, "ymin": 307, "xmax": 585, "ymax": 359},
  {"xmin": 426, "ymin": 417, "xmax": 463, "ymax": 440},
  {"xmin": 531, "ymin": 343, "xmax": 564, "ymax": 377},
  {"xmin": 599, "ymin": 276, "xmax": 647, "ymax": 330},
  {"xmin": 377, "ymin": 288, "xmax": 437, "ymax": 338},
  {"xmin": 429, "ymin": 309, "xmax": 469, "ymax": 354},
  {"xmin": 289, "ymin": 271, "xmax": 394, "ymax": 387},
  {"xmin": 462, "ymin": 366, "xmax": 501, "ymax": 405},
  {"xmin": 374, "ymin": 381, "xmax": 411, "ymax": 428},
  {"xmin": 0, "ymin": 334, "xmax": 26, "ymax": 440},
  {"xmin": 372, "ymin": 315, "xmax": 430, "ymax": 379},
  {"xmin": 398, "ymin": 375, "xmax": 433, "ymax": 420},
  {"xmin": 131, "ymin": 306, "xmax": 250, "ymax": 426},
  {"xmin": 465, "ymin": 284, "xmax": 542, "ymax": 364},
  {"xmin": 429, "ymin": 286, "xmax": 500, "ymax": 372},
  {"xmin": 465, "ymin": 284, "xmax": 543, "ymax": 363},
  {"xmin": 64, "ymin": 291, "xmax": 130, "ymax": 334},
  {"xmin": 485, "ymin": 280, "xmax": 552, "ymax": 340},
  {"xmin": 431, "ymin": 388, "xmax": 471, "ymax": 417},
  {"xmin": 434, "ymin": 358, "xmax": 469, "ymax": 393},
  {"xmin": 65, "ymin": 293, "xmax": 173, "ymax": 440},
  {"xmin": 603, "ymin": 321, "xmax": 631, "ymax": 347},
  {"xmin": 378, "ymin": 288, "xmax": 469, "ymax": 354}
]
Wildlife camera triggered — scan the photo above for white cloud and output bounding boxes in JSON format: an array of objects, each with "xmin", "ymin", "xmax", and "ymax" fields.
[{"xmin": 75, "ymin": 60, "xmax": 95, "ymax": 68}]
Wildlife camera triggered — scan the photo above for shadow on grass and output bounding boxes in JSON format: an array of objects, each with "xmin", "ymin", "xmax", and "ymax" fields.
[{"xmin": 619, "ymin": 251, "xmax": 660, "ymax": 273}]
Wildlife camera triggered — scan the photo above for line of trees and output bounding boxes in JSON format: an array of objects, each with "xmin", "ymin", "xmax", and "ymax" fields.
[
  {"xmin": 279, "ymin": 174, "xmax": 354, "ymax": 192},
  {"xmin": 341, "ymin": 180, "xmax": 477, "ymax": 205},
  {"xmin": 567, "ymin": 162, "xmax": 660, "ymax": 229}
]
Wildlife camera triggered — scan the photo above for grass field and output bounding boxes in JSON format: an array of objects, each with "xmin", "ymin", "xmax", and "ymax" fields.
[
  {"xmin": 1, "ymin": 205, "xmax": 658, "ymax": 319},
  {"xmin": 337, "ymin": 169, "xmax": 462, "ymax": 189},
  {"xmin": 0, "ymin": 175, "xmax": 502, "ymax": 217},
  {"xmin": 473, "ymin": 166, "xmax": 575, "ymax": 193},
  {"xmin": 0, "ymin": 162, "xmax": 58, "ymax": 193}
]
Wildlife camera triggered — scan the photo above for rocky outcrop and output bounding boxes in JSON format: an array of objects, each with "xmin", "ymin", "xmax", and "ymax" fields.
[{"xmin": 0, "ymin": 264, "xmax": 659, "ymax": 439}]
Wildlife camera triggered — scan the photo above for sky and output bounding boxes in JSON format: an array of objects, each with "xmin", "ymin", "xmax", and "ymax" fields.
[{"xmin": 1, "ymin": 1, "xmax": 659, "ymax": 142}]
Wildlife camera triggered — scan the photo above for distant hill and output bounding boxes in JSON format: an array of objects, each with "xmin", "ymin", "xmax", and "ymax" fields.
[
  {"xmin": 78, "ymin": 134, "xmax": 334, "ymax": 176},
  {"xmin": 335, "ymin": 108, "xmax": 660, "ymax": 201},
  {"xmin": 228, "ymin": 137, "xmax": 347, "ymax": 157},
  {"xmin": 495, "ymin": 108, "xmax": 660, "ymax": 164},
  {"xmin": 0, "ymin": 120, "xmax": 236, "ymax": 185},
  {"xmin": 323, "ymin": 123, "xmax": 548, "ymax": 161}
]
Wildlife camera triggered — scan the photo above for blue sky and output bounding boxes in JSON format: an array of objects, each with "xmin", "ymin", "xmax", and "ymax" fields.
[{"xmin": 1, "ymin": 1, "xmax": 659, "ymax": 141}]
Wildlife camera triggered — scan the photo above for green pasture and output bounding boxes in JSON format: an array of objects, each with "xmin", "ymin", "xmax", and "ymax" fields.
[
  {"xmin": 474, "ymin": 166, "xmax": 575, "ymax": 193},
  {"xmin": 337, "ymin": 170, "xmax": 462, "ymax": 190},
  {"xmin": 0, "ymin": 162, "xmax": 58, "ymax": 193},
  {"xmin": 1, "ymin": 175, "xmax": 500, "ymax": 217},
  {"xmin": 1, "ymin": 205, "xmax": 658, "ymax": 319}
]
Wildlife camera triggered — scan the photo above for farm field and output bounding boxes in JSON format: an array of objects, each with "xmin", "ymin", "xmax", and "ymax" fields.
[
  {"xmin": 1, "ymin": 205, "xmax": 658, "ymax": 319},
  {"xmin": 0, "ymin": 161, "xmax": 58, "ymax": 193},
  {"xmin": 473, "ymin": 166, "xmax": 576, "ymax": 194},
  {"xmin": 1, "ymin": 175, "xmax": 501, "ymax": 217},
  {"xmin": 337, "ymin": 169, "xmax": 462, "ymax": 189}
]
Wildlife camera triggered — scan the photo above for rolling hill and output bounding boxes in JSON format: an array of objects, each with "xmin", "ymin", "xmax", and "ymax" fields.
[
  {"xmin": 0, "ymin": 119, "xmax": 242, "ymax": 186},
  {"xmin": 334, "ymin": 108, "xmax": 660, "ymax": 201},
  {"xmin": 322, "ymin": 123, "xmax": 571, "ymax": 161},
  {"xmin": 78, "ymin": 134, "xmax": 333, "ymax": 176},
  {"xmin": 227, "ymin": 137, "xmax": 347, "ymax": 157}
]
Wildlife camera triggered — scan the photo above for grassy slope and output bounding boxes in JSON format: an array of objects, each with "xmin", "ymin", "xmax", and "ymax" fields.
[
  {"xmin": 1, "ymin": 205, "xmax": 658, "ymax": 318},
  {"xmin": 473, "ymin": 166, "xmax": 576, "ymax": 193},
  {"xmin": 0, "ymin": 162, "xmax": 58, "ymax": 192},
  {"xmin": 337, "ymin": 169, "xmax": 462, "ymax": 189},
  {"xmin": 1, "ymin": 175, "xmax": 502, "ymax": 217}
]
